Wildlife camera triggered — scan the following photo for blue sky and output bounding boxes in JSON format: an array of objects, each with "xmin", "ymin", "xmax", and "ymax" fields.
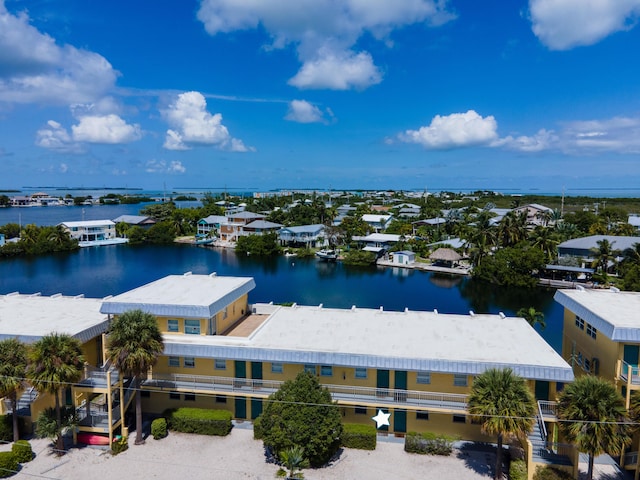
[{"xmin": 1, "ymin": 0, "xmax": 640, "ymax": 193}]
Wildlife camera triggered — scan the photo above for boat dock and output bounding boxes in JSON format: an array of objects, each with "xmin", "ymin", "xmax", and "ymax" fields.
[{"xmin": 376, "ymin": 259, "xmax": 471, "ymax": 276}]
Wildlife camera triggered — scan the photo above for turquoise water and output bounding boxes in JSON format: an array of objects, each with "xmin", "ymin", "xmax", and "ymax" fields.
[{"xmin": 0, "ymin": 244, "xmax": 565, "ymax": 354}]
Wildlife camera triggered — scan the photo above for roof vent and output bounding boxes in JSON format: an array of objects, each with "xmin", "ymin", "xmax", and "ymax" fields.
[
  {"xmin": 6, "ymin": 292, "xmax": 19, "ymax": 297},
  {"xmin": 575, "ymin": 285, "xmax": 585, "ymax": 291},
  {"xmin": 351, "ymin": 305, "xmax": 357, "ymax": 311},
  {"xmin": 184, "ymin": 271, "xmax": 192, "ymax": 276},
  {"xmin": 404, "ymin": 307, "xmax": 409, "ymax": 313},
  {"xmin": 318, "ymin": 303, "xmax": 323, "ymax": 309},
  {"xmin": 610, "ymin": 286, "xmax": 620, "ymax": 293},
  {"xmin": 74, "ymin": 294, "xmax": 85, "ymax": 299},
  {"xmin": 51, "ymin": 293, "xmax": 62, "ymax": 298},
  {"xmin": 469, "ymin": 310, "xmax": 475, "ymax": 317},
  {"xmin": 433, "ymin": 309, "xmax": 438, "ymax": 315},
  {"xmin": 209, "ymin": 272, "xmax": 217, "ymax": 277},
  {"xmin": 499, "ymin": 312, "xmax": 506, "ymax": 319},
  {"xmin": 103, "ymin": 295, "xmax": 113, "ymax": 300},
  {"xmin": 292, "ymin": 303, "xmax": 297, "ymax": 308},
  {"xmin": 379, "ymin": 306, "xmax": 384, "ymax": 312},
  {"xmin": 29, "ymin": 292, "xmax": 41, "ymax": 297}
]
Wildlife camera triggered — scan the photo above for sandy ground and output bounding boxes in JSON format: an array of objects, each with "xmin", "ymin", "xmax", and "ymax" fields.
[{"xmin": 4, "ymin": 429, "xmax": 631, "ymax": 480}]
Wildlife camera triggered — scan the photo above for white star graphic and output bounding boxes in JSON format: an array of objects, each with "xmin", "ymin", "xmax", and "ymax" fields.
[{"xmin": 371, "ymin": 409, "xmax": 391, "ymax": 429}]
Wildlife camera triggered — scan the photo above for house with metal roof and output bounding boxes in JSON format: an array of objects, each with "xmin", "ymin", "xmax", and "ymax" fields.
[
  {"xmin": 112, "ymin": 214, "xmax": 156, "ymax": 229},
  {"xmin": 361, "ymin": 214, "xmax": 393, "ymax": 232},
  {"xmin": 558, "ymin": 235, "xmax": 640, "ymax": 262},
  {"xmin": 197, "ymin": 215, "xmax": 227, "ymax": 236},
  {"xmin": 242, "ymin": 220, "xmax": 283, "ymax": 236},
  {"xmin": 278, "ymin": 224, "xmax": 327, "ymax": 248},
  {"xmin": 59, "ymin": 220, "xmax": 128, "ymax": 247}
]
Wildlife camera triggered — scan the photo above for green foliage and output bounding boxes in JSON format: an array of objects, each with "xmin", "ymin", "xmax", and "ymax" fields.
[
  {"xmin": 0, "ymin": 416, "xmax": 24, "ymax": 443},
  {"xmin": 517, "ymin": 307, "xmax": 546, "ymax": 330},
  {"xmin": 342, "ymin": 249, "xmax": 376, "ymax": 266},
  {"xmin": 253, "ymin": 416, "xmax": 264, "ymax": 440},
  {"xmin": 533, "ymin": 466, "xmax": 573, "ymax": 480},
  {"xmin": 151, "ymin": 418, "xmax": 168, "ymax": 440},
  {"xmin": 111, "ymin": 436, "xmax": 129, "ymax": 455},
  {"xmin": 0, "ymin": 223, "xmax": 20, "ymax": 239},
  {"xmin": 341, "ymin": 423, "xmax": 376, "ymax": 450},
  {"xmin": 145, "ymin": 221, "xmax": 178, "ymax": 244},
  {"xmin": 621, "ymin": 264, "xmax": 640, "ymax": 291},
  {"xmin": 259, "ymin": 371, "xmax": 343, "ymax": 467},
  {"xmin": 165, "ymin": 408, "xmax": 232, "ymax": 436},
  {"xmin": 34, "ymin": 406, "xmax": 78, "ymax": 445},
  {"xmin": 0, "ymin": 339, "xmax": 28, "ymax": 442},
  {"xmin": 140, "ymin": 202, "xmax": 177, "ymax": 222},
  {"xmin": 11, "ymin": 440, "xmax": 33, "ymax": 463},
  {"xmin": 279, "ymin": 445, "xmax": 309, "ymax": 479},
  {"xmin": 472, "ymin": 244, "xmax": 545, "ymax": 288},
  {"xmin": 0, "ymin": 224, "xmax": 78, "ymax": 258},
  {"xmin": 236, "ymin": 233, "xmax": 280, "ymax": 256},
  {"xmin": 509, "ymin": 459, "xmax": 527, "ymax": 480},
  {"xmin": 0, "ymin": 451, "xmax": 17, "ymax": 478},
  {"xmin": 404, "ymin": 431, "xmax": 456, "ymax": 456}
]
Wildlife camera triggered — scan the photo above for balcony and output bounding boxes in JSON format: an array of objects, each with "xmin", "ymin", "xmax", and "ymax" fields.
[
  {"xmin": 142, "ymin": 373, "xmax": 469, "ymax": 412},
  {"xmin": 619, "ymin": 361, "xmax": 640, "ymax": 387}
]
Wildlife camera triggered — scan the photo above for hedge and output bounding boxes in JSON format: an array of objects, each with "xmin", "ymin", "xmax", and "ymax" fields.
[
  {"xmin": 341, "ymin": 423, "xmax": 376, "ymax": 450},
  {"xmin": 0, "ymin": 452, "xmax": 17, "ymax": 478},
  {"xmin": 151, "ymin": 418, "xmax": 168, "ymax": 440},
  {"xmin": 10, "ymin": 441, "xmax": 32, "ymax": 463},
  {"xmin": 533, "ymin": 466, "xmax": 574, "ymax": 480},
  {"xmin": 0, "ymin": 416, "xmax": 24, "ymax": 443},
  {"xmin": 111, "ymin": 436, "xmax": 128, "ymax": 455},
  {"xmin": 253, "ymin": 416, "xmax": 263, "ymax": 440},
  {"xmin": 510, "ymin": 459, "xmax": 527, "ymax": 480},
  {"xmin": 165, "ymin": 408, "xmax": 232, "ymax": 436},
  {"xmin": 404, "ymin": 431, "xmax": 457, "ymax": 456}
]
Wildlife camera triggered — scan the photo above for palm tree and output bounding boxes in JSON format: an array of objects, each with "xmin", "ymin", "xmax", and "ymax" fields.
[
  {"xmin": 27, "ymin": 333, "xmax": 84, "ymax": 453},
  {"xmin": 467, "ymin": 368, "xmax": 536, "ymax": 480},
  {"xmin": 517, "ymin": 307, "xmax": 546, "ymax": 330},
  {"xmin": 530, "ymin": 226, "xmax": 560, "ymax": 263},
  {"xmin": 0, "ymin": 339, "xmax": 28, "ymax": 442},
  {"xmin": 590, "ymin": 239, "xmax": 620, "ymax": 283},
  {"xmin": 557, "ymin": 376, "xmax": 632, "ymax": 480},
  {"xmin": 107, "ymin": 309, "xmax": 164, "ymax": 445}
]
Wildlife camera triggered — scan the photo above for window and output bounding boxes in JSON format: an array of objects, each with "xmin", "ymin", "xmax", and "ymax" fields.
[
  {"xmin": 223, "ymin": 307, "xmax": 228, "ymax": 320},
  {"xmin": 167, "ymin": 319, "xmax": 179, "ymax": 332},
  {"xmin": 168, "ymin": 356, "xmax": 180, "ymax": 367},
  {"xmin": 216, "ymin": 395, "xmax": 227, "ymax": 404},
  {"xmin": 453, "ymin": 415, "xmax": 466, "ymax": 423},
  {"xmin": 169, "ymin": 392, "xmax": 180, "ymax": 400},
  {"xmin": 355, "ymin": 368, "xmax": 367, "ymax": 379},
  {"xmin": 184, "ymin": 357, "xmax": 195, "ymax": 368},
  {"xmin": 575, "ymin": 316, "xmax": 585, "ymax": 330},
  {"xmin": 271, "ymin": 363, "xmax": 283, "ymax": 374},
  {"xmin": 304, "ymin": 364, "xmax": 316, "ymax": 374},
  {"xmin": 184, "ymin": 393, "xmax": 195, "ymax": 401},
  {"xmin": 185, "ymin": 319, "xmax": 200, "ymax": 335},
  {"xmin": 141, "ymin": 390, "xmax": 150, "ymax": 398},
  {"xmin": 583, "ymin": 358, "xmax": 591, "ymax": 372},
  {"xmin": 576, "ymin": 352, "xmax": 583, "ymax": 366},
  {"xmin": 586, "ymin": 323, "xmax": 597, "ymax": 340},
  {"xmin": 355, "ymin": 406, "xmax": 367, "ymax": 415},
  {"xmin": 417, "ymin": 371, "xmax": 431, "ymax": 385},
  {"xmin": 453, "ymin": 374, "xmax": 468, "ymax": 387},
  {"xmin": 320, "ymin": 365, "xmax": 333, "ymax": 377},
  {"xmin": 214, "ymin": 359, "xmax": 226, "ymax": 370},
  {"xmin": 416, "ymin": 411, "xmax": 429, "ymax": 421}
]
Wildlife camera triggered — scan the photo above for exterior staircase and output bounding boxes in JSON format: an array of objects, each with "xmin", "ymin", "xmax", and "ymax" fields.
[{"xmin": 529, "ymin": 416, "xmax": 573, "ymax": 466}]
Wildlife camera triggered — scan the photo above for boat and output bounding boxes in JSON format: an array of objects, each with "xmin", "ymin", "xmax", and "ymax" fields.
[
  {"xmin": 77, "ymin": 433, "xmax": 110, "ymax": 445},
  {"xmin": 315, "ymin": 249, "xmax": 338, "ymax": 261},
  {"xmin": 195, "ymin": 235, "xmax": 215, "ymax": 245}
]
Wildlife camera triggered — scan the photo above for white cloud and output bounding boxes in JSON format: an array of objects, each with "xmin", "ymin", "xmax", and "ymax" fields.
[
  {"xmin": 494, "ymin": 129, "xmax": 558, "ymax": 152},
  {"xmin": 399, "ymin": 110, "xmax": 499, "ymax": 149},
  {"xmin": 0, "ymin": 1, "xmax": 118, "ymax": 104},
  {"xmin": 145, "ymin": 159, "xmax": 187, "ymax": 174},
  {"xmin": 285, "ymin": 99, "xmax": 330, "ymax": 123},
  {"xmin": 197, "ymin": 0, "xmax": 455, "ymax": 90},
  {"xmin": 561, "ymin": 116, "xmax": 640, "ymax": 153},
  {"xmin": 35, "ymin": 120, "xmax": 83, "ymax": 153},
  {"xmin": 162, "ymin": 91, "xmax": 253, "ymax": 152},
  {"xmin": 529, "ymin": 0, "xmax": 640, "ymax": 50},
  {"xmin": 71, "ymin": 114, "xmax": 141, "ymax": 144}
]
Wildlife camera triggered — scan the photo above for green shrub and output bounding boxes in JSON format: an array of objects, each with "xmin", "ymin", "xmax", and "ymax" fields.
[
  {"xmin": 404, "ymin": 431, "xmax": 457, "ymax": 456},
  {"xmin": 509, "ymin": 459, "xmax": 527, "ymax": 480},
  {"xmin": 165, "ymin": 408, "xmax": 232, "ymax": 436},
  {"xmin": 253, "ymin": 416, "xmax": 263, "ymax": 440},
  {"xmin": 533, "ymin": 466, "xmax": 573, "ymax": 480},
  {"xmin": 341, "ymin": 423, "xmax": 376, "ymax": 450},
  {"xmin": 0, "ymin": 451, "xmax": 18, "ymax": 478},
  {"xmin": 110, "ymin": 436, "xmax": 128, "ymax": 455},
  {"xmin": 151, "ymin": 418, "xmax": 168, "ymax": 440},
  {"xmin": 0, "ymin": 416, "xmax": 24, "ymax": 443},
  {"xmin": 11, "ymin": 441, "xmax": 32, "ymax": 463}
]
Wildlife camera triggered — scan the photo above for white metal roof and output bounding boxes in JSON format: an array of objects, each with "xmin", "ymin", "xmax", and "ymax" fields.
[
  {"xmin": 164, "ymin": 304, "xmax": 573, "ymax": 382},
  {"xmin": 554, "ymin": 288, "xmax": 640, "ymax": 342},
  {"xmin": 100, "ymin": 273, "xmax": 255, "ymax": 319},
  {"xmin": 59, "ymin": 220, "xmax": 115, "ymax": 228},
  {"xmin": 0, "ymin": 294, "xmax": 108, "ymax": 343}
]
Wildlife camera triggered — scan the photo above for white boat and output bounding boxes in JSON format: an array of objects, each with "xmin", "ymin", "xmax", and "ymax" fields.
[{"xmin": 315, "ymin": 249, "xmax": 338, "ymax": 261}]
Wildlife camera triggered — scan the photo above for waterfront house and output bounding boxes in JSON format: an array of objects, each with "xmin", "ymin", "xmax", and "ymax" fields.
[
  {"xmin": 362, "ymin": 214, "xmax": 393, "ymax": 232},
  {"xmin": 219, "ymin": 212, "xmax": 266, "ymax": 242},
  {"xmin": 59, "ymin": 220, "xmax": 127, "ymax": 247},
  {"xmin": 112, "ymin": 214, "xmax": 156, "ymax": 229},
  {"xmin": 389, "ymin": 250, "xmax": 416, "ymax": 265},
  {"xmin": 557, "ymin": 235, "xmax": 640, "ymax": 265},
  {"xmin": 278, "ymin": 224, "xmax": 327, "ymax": 248},
  {"xmin": 353, "ymin": 233, "xmax": 402, "ymax": 255},
  {"xmin": 513, "ymin": 203, "xmax": 554, "ymax": 226},
  {"xmin": 242, "ymin": 220, "xmax": 283, "ymax": 236},
  {"xmin": 628, "ymin": 214, "xmax": 640, "ymax": 233},
  {"xmin": 554, "ymin": 288, "xmax": 640, "ymax": 478},
  {"xmin": 197, "ymin": 215, "xmax": 227, "ymax": 237}
]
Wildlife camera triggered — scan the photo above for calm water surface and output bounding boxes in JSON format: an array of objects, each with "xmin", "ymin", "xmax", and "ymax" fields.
[{"xmin": 0, "ymin": 244, "xmax": 565, "ymax": 353}]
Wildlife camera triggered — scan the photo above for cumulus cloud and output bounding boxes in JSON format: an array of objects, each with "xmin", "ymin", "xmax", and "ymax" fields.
[
  {"xmin": 529, "ymin": 0, "xmax": 640, "ymax": 50},
  {"xmin": 162, "ymin": 91, "xmax": 253, "ymax": 152},
  {"xmin": 494, "ymin": 129, "xmax": 558, "ymax": 152},
  {"xmin": 399, "ymin": 110, "xmax": 499, "ymax": 149},
  {"xmin": 197, "ymin": 0, "xmax": 456, "ymax": 90},
  {"xmin": 285, "ymin": 99, "xmax": 331, "ymax": 123},
  {"xmin": 0, "ymin": 1, "xmax": 118, "ymax": 104},
  {"xmin": 145, "ymin": 159, "xmax": 187, "ymax": 174},
  {"xmin": 36, "ymin": 120, "xmax": 83, "ymax": 153},
  {"xmin": 71, "ymin": 114, "xmax": 141, "ymax": 144}
]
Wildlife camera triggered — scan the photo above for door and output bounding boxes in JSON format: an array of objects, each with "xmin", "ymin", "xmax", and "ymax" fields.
[
  {"xmin": 377, "ymin": 370, "xmax": 389, "ymax": 397},
  {"xmin": 394, "ymin": 409, "xmax": 407, "ymax": 433},
  {"xmin": 394, "ymin": 370, "xmax": 407, "ymax": 402},
  {"xmin": 624, "ymin": 345, "xmax": 639, "ymax": 367},
  {"xmin": 251, "ymin": 398, "xmax": 263, "ymax": 419},
  {"xmin": 235, "ymin": 360, "xmax": 247, "ymax": 387},
  {"xmin": 251, "ymin": 361, "xmax": 263, "ymax": 388},
  {"xmin": 534, "ymin": 380, "xmax": 550, "ymax": 400},
  {"xmin": 235, "ymin": 397, "xmax": 247, "ymax": 419}
]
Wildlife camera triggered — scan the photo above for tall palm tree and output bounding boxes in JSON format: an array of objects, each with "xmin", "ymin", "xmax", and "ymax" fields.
[
  {"xmin": 107, "ymin": 309, "xmax": 164, "ymax": 445},
  {"xmin": 590, "ymin": 239, "xmax": 620, "ymax": 283},
  {"xmin": 27, "ymin": 333, "xmax": 84, "ymax": 453},
  {"xmin": 468, "ymin": 368, "xmax": 536, "ymax": 480},
  {"xmin": 516, "ymin": 307, "xmax": 546, "ymax": 330},
  {"xmin": 0, "ymin": 339, "xmax": 28, "ymax": 442},
  {"xmin": 530, "ymin": 226, "xmax": 560, "ymax": 263},
  {"xmin": 557, "ymin": 376, "xmax": 632, "ymax": 480}
]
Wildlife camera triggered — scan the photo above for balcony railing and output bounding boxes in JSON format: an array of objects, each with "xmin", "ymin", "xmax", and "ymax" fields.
[
  {"xmin": 143, "ymin": 373, "xmax": 469, "ymax": 411},
  {"xmin": 538, "ymin": 400, "xmax": 558, "ymax": 419},
  {"xmin": 625, "ymin": 451, "xmax": 638, "ymax": 467},
  {"xmin": 620, "ymin": 361, "xmax": 640, "ymax": 385}
]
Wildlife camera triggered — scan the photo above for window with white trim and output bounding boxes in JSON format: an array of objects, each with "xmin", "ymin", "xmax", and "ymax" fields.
[
  {"xmin": 214, "ymin": 359, "xmax": 226, "ymax": 370},
  {"xmin": 168, "ymin": 356, "xmax": 180, "ymax": 367},
  {"xmin": 167, "ymin": 319, "xmax": 179, "ymax": 333},
  {"xmin": 355, "ymin": 368, "xmax": 367, "ymax": 379},
  {"xmin": 320, "ymin": 365, "xmax": 333, "ymax": 377},
  {"xmin": 271, "ymin": 363, "xmax": 283, "ymax": 374},
  {"xmin": 304, "ymin": 364, "xmax": 316, "ymax": 374},
  {"xmin": 417, "ymin": 371, "xmax": 431, "ymax": 385},
  {"xmin": 453, "ymin": 374, "xmax": 468, "ymax": 387},
  {"xmin": 185, "ymin": 319, "xmax": 200, "ymax": 335},
  {"xmin": 184, "ymin": 357, "xmax": 195, "ymax": 368}
]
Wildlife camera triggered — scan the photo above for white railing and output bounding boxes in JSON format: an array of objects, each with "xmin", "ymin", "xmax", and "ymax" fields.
[
  {"xmin": 538, "ymin": 400, "xmax": 558, "ymax": 418},
  {"xmin": 625, "ymin": 451, "xmax": 638, "ymax": 466},
  {"xmin": 536, "ymin": 407, "xmax": 547, "ymax": 445},
  {"xmin": 620, "ymin": 361, "xmax": 640, "ymax": 385}
]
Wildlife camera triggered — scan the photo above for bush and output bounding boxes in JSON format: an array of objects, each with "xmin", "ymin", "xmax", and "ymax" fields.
[
  {"xmin": 11, "ymin": 441, "xmax": 32, "ymax": 463},
  {"xmin": 0, "ymin": 451, "xmax": 17, "ymax": 478},
  {"xmin": 0, "ymin": 416, "xmax": 24, "ymax": 443},
  {"xmin": 404, "ymin": 431, "xmax": 457, "ymax": 456},
  {"xmin": 151, "ymin": 418, "xmax": 168, "ymax": 440},
  {"xmin": 165, "ymin": 408, "xmax": 232, "ymax": 436},
  {"xmin": 341, "ymin": 423, "xmax": 376, "ymax": 450},
  {"xmin": 509, "ymin": 459, "xmax": 527, "ymax": 480},
  {"xmin": 533, "ymin": 466, "xmax": 574, "ymax": 480},
  {"xmin": 253, "ymin": 416, "xmax": 263, "ymax": 440},
  {"xmin": 111, "ymin": 436, "xmax": 128, "ymax": 455}
]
